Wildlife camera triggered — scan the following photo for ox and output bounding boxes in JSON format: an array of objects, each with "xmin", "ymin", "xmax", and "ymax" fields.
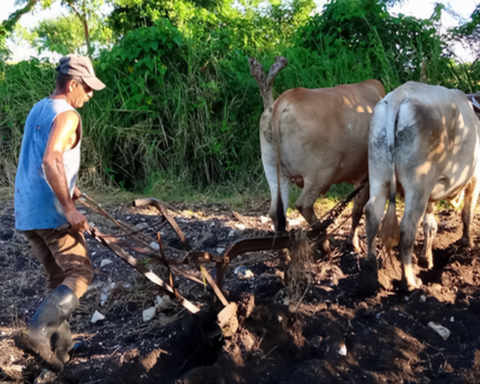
[
  {"xmin": 365, "ymin": 82, "xmax": 480, "ymax": 291},
  {"xmin": 260, "ymin": 80, "xmax": 385, "ymax": 249}
]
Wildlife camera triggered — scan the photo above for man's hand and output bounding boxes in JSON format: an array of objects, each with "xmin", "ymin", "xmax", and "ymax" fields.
[
  {"xmin": 73, "ymin": 186, "xmax": 82, "ymax": 201},
  {"xmin": 65, "ymin": 208, "xmax": 89, "ymax": 232}
]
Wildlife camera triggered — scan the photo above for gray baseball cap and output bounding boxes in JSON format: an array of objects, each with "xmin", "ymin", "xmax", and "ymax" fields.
[{"xmin": 56, "ymin": 54, "xmax": 106, "ymax": 91}]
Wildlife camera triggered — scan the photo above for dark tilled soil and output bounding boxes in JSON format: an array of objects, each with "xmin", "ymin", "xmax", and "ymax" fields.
[{"xmin": 2, "ymin": 199, "xmax": 480, "ymax": 384}]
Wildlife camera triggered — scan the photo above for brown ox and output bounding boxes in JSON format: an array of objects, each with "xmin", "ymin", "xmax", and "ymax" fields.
[
  {"xmin": 365, "ymin": 82, "xmax": 480, "ymax": 291},
  {"xmin": 260, "ymin": 79, "xmax": 385, "ymax": 248}
]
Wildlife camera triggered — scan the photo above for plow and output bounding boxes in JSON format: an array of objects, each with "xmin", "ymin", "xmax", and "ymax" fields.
[{"xmin": 68, "ymin": 186, "xmax": 363, "ymax": 334}]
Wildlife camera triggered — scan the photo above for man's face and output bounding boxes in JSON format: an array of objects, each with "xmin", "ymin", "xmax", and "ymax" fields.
[{"xmin": 67, "ymin": 80, "xmax": 94, "ymax": 108}]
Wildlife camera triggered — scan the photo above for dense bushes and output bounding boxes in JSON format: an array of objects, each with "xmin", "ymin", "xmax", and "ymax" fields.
[{"xmin": 0, "ymin": 0, "xmax": 477, "ymax": 193}]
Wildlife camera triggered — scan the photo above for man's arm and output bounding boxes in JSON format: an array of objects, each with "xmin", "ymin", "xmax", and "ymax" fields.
[{"xmin": 43, "ymin": 111, "xmax": 88, "ymax": 232}]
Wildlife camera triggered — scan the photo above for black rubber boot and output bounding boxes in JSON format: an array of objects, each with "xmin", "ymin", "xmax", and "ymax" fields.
[
  {"xmin": 51, "ymin": 321, "xmax": 74, "ymax": 364},
  {"xmin": 24, "ymin": 285, "xmax": 79, "ymax": 372}
]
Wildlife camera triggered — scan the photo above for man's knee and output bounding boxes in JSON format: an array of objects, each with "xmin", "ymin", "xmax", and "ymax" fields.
[{"xmin": 69, "ymin": 257, "xmax": 94, "ymax": 298}]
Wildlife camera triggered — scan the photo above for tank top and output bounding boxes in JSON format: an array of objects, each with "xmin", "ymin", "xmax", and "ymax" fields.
[{"xmin": 15, "ymin": 98, "xmax": 82, "ymax": 230}]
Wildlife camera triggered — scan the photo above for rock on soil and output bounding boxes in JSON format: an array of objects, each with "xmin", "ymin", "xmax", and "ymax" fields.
[{"xmin": 2, "ymin": 200, "xmax": 480, "ymax": 384}]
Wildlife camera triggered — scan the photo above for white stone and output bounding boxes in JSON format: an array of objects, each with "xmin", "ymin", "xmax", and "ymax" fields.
[
  {"xmin": 100, "ymin": 259, "xmax": 113, "ymax": 268},
  {"xmin": 234, "ymin": 266, "xmax": 254, "ymax": 279},
  {"xmin": 450, "ymin": 316, "xmax": 455, "ymax": 322},
  {"xmin": 143, "ymin": 306, "xmax": 157, "ymax": 322},
  {"xmin": 216, "ymin": 248, "xmax": 225, "ymax": 254},
  {"xmin": 236, "ymin": 224, "xmax": 246, "ymax": 230},
  {"xmin": 260, "ymin": 216, "xmax": 269, "ymax": 224},
  {"xmin": 155, "ymin": 295, "xmax": 171, "ymax": 310},
  {"xmin": 155, "ymin": 295, "xmax": 164, "ymax": 308},
  {"xmin": 100, "ymin": 293, "xmax": 108, "ymax": 306},
  {"xmin": 34, "ymin": 369, "xmax": 56, "ymax": 384},
  {"xmin": 420, "ymin": 295, "xmax": 426, "ymax": 302},
  {"xmin": 243, "ymin": 270, "xmax": 254, "ymax": 279},
  {"xmin": 428, "ymin": 322, "xmax": 451, "ymax": 340},
  {"xmin": 91, "ymin": 310, "xmax": 105, "ymax": 324},
  {"xmin": 338, "ymin": 342, "xmax": 347, "ymax": 356},
  {"xmin": 150, "ymin": 242, "xmax": 160, "ymax": 250}
]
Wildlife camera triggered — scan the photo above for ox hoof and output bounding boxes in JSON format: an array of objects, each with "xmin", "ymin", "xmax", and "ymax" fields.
[
  {"xmin": 459, "ymin": 237, "xmax": 474, "ymax": 249},
  {"xmin": 399, "ymin": 277, "xmax": 422, "ymax": 292},
  {"xmin": 344, "ymin": 239, "xmax": 361, "ymax": 254},
  {"xmin": 316, "ymin": 238, "xmax": 330, "ymax": 258},
  {"xmin": 418, "ymin": 253, "xmax": 433, "ymax": 270}
]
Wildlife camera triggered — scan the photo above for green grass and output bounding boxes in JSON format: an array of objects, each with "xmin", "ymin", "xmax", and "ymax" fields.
[{"xmin": 0, "ymin": 24, "xmax": 476, "ymax": 201}]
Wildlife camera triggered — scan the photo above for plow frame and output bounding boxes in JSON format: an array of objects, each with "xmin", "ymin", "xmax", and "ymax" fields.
[{"xmin": 76, "ymin": 185, "xmax": 363, "ymax": 320}]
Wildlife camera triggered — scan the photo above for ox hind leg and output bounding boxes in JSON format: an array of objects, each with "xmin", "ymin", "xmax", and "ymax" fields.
[
  {"xmin": 420, "ymin": 202, "xmax": 437, "ymax": 270},
  {"xmin": 294, "ymin": 178, "xmax": 330, "ymax": 254},
  {"xmin": 294, "ymin": 179, "xmax": 324, "ymax": 226},
  {"xmin": 461, "ymin": 176, "xmax": 480, "ymax": 248},
  {"xmin": 364, "ymin": 180, "xmax": 389, "ymax": 263},
  {"xmin": 263, "ymin": 161, "xmax": 290, "ymax": 232},
  {"xmin": 348, "ymin": 178, "xmax": 370, "ymax": 252},
  {"xmin": 358, "ymin": 179, "xmax": 388, "ymax": 294},
  {"xmin": 399, "ymin": 191, "xmax": 430, "ymax": 291}
]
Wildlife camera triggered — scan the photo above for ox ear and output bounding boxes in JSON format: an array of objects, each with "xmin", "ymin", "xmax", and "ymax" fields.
[{"xmin": 466, "ymin": 93, "xmax": 480, "ymax": 115}]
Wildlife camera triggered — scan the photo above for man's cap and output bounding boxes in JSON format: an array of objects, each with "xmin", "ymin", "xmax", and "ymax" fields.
[{"xmin": 56, "ymin": 54, "xmax": 106, "ymax": 91}]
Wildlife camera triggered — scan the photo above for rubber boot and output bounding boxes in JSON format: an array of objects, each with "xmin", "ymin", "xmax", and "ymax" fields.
[
  {"xmin": 51, "ymin": 321, "xmax": 74, "ymax": 364},
  {"xmin": 24, "ymin": 285, "xmax": 79, "ymax": 372}
]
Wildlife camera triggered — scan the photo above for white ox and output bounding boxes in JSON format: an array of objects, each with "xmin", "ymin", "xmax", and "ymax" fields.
[
  {"xmin": 260, "ymin": 80, "xmax": 385, "ymax": 248},
  {"xmin": 365, "ymin": 82, "xmax": 480, "ymax": 290}
]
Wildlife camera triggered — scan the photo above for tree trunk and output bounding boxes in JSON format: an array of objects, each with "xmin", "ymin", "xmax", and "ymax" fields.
[{"xmin": 67, "ymin": 0, "xmax": 92, "ymax": 58}]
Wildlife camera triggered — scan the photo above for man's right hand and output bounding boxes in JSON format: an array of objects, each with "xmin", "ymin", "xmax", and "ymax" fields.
[{"xmin": 65, "ymin": 208, "xmax": 89, "ymax": 232}]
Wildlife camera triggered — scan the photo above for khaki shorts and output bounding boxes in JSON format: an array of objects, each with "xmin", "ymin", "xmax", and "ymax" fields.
[{"xmin": 23, "ymin": 229, "xmax": 94, "ymax": 298}]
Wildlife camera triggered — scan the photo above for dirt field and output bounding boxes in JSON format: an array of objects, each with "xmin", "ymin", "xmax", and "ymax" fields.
[{"xmin": 2, "ymin": 197, "xmax": 480, "ymax": 384}]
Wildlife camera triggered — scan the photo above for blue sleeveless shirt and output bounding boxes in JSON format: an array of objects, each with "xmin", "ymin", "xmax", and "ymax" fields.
[{"xmin": 15, "ymin": 98, "xmax": 82, "ymax": 230}]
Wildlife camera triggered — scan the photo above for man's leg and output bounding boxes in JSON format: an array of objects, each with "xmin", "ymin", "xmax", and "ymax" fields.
[
  {"xmin": 41, "ymin": 228, "xmax": 94, "ymax": 363},
  {"xmin": 23, "ymin": 231, "xmax": 65, "ymax": 292},
  {"xmin": 21, "ymin": 229, "xmax": 93, "ymax": 372},
  {"xmin": 40, "ymin": 228, "xmax": 94, "ymax": 298}
]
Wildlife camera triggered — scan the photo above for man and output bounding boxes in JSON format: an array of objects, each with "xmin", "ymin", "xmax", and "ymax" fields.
[{"xmin": 15, "ymin": 54, "xmax": 105, "ymax": 372}]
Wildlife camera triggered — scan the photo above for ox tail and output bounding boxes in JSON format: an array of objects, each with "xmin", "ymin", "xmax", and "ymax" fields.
[
  {"xmin": 379, "ymin": 93, "xmax": 405, "ymax": 252},
  {"xmin": 271, "ymin": 100, "xmax": 289, "ymax": 232}
]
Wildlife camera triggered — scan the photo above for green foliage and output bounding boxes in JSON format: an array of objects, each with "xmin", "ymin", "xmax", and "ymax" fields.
[
  {"xmin": 25, "ymin": 13, "xmax": 113, "ymax": 55},
  {"xmin": 295, "ymin": 0, "xmax": 448, "ymax": 89},
  {"xmin": 27, "ymin": 16, "xmax": 86, "ymax": 55},
  {"xmin": 450, "ymin": 5, "xmax": 480, "ymax": 61},
  {"xmin": 0, "ymin": 25, "xmax": 10, "ymax": 62},
  {"xmin": 1, "ymin": 0, "xmax": 478, "ymax": 197},
  {"xmin": 107, "ymin": 0, "xmax": 314, "ymax": 52}
]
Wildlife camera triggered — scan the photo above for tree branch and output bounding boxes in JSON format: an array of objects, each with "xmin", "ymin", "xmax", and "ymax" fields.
[{"xmin": 2, "ymin": 0, "xmax": 40, "ymax": 33}]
